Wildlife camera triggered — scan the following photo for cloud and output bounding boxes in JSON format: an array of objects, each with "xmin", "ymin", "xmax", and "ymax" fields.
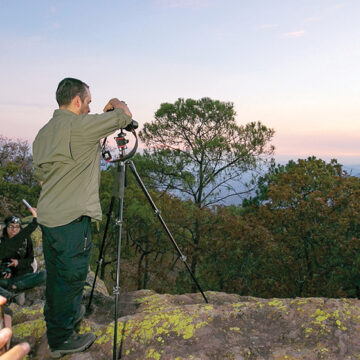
[
  {"xmin": 304, "ymin": 15, "xmax": 321, "ymax": 23},
  {"xmin": 212, "ymin": 29, "xmax": 235, "ymax": 38},
  {"xmin": 155, "ymin": 0, "xmax": 210, "ymax": 9},
  {"xmin": 329, "ymin": 3, "xmax": 345, "ymax": 11},
  {"xmin": 260, "ymin": 24, "xmax": 279, "ymax": 29},
  {"xmin": 282, "ymin": 30, "xmax": 305, "ymax": 38},
  {"xmin": 25, "ymin": 36, "xmax": 44, "ymax": 45}
]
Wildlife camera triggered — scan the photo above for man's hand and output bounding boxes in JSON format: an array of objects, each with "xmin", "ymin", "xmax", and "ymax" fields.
[
  {"xmin": 0, "ymin": 296, "xmax": 30, "ymax": 360},
  {"xmin": 103, "ymin": 98, "xmax": 132, "ymax": 118}
]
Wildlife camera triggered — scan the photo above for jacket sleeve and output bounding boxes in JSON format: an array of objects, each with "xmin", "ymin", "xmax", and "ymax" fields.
[
  {"xmin": 20, "ymin": 218, "xmax": 38, "ymax": 238},
  {"xmin": 75, "ymin": 109, "xmax": 132, "ymax": 143},
  {"xmin": 34, "ymin": 163, "xmax": 47, "ymax": 182}
]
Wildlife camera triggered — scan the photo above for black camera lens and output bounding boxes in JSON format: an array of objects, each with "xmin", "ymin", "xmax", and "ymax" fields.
[{"xmin": 124, "ymin": 120, "xmax": 138, "ymax": 132}]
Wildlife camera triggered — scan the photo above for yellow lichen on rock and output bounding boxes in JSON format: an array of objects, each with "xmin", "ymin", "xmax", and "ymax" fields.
[
  {"xmin": 312, "ymin": 308, "xmax": 331, "ymax": 324},
  {"xmin": 229, "ymin": 327, "xmax": 242, "ymax": 333},
  {"xmin": 268, "ymin": 299, "xmax": 287, "ymax": 311},
  {"xmin": 145, "ymin": 348, "xmax": 162, "ymax": 359},
  {"xmin": 12, "ymin": 318, "xmax": 46, "ymax": 339}
]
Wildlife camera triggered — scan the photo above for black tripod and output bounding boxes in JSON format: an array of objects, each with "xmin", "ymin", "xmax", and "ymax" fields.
[{"xmin": 87, "ymin": 129, "xmax": 208, "ymax": 360}]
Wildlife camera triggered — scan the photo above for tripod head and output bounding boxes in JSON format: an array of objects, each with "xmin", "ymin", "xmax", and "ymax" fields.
[
  {"xmin": 102, "ymin": 107, "xmax": 139, "ymax": 163},
  {"xmin": 115, "ymin": 129, "xmax": 128, "ymax": 149},
  {"xmin": 102, "ymin": 128, "xmax": 138, "ymax": 163}
]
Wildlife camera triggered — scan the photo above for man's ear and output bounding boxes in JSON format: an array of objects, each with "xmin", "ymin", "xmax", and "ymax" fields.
[{"xmin": 73, "ymin": 95, "xmax": 82, "ymax": 109}]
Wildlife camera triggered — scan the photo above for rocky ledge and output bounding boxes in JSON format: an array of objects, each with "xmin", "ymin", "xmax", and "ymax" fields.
[{"xmin": 8, "ymin": 285, "xmax": 360, "ymax": 360}]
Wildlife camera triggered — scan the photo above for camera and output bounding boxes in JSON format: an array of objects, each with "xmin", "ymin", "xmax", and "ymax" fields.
[
  {"xmin": 124, "ymin": 120, "xmax": 138, "ymax": 132},
  {"xmin": 0, "ymin": 261, "xmax": 12, "ymax": 277},
  {"xmin": 105, "ymin": 108, "xmax": 138, "ymax": 132}
]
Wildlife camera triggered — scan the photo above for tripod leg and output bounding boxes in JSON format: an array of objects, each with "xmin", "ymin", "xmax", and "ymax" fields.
[
  {"xmin": 87, "ymin": 159, "xmax": 123, "ymax": 311},
  {"xmin": 88, "ymin": 158, "xmax": 123, "ymax": 312},
  {"xmin": 128, "ymin": 160, "xmax": 208, "ymax": 303},
  {"xmin": 113, "ymin": 161, "xmax": 126, "ymax": 360},
  {"xmin": 87, "ymin": 195, "xmax": 115, "ymax": 311}
]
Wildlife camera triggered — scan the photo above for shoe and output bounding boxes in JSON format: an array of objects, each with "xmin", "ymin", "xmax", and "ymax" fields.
[
  {"xmin": 50, "ymin": 332, "xmax": 96, "ymax": 359},
  {"xmin": 0, "ymin": 288, "xmax": 15, "ymax": 302},
  {"xmin": 74, "ymin": 304, "xmax": 86, "ymax": 326},
  {"xmin": 15, "ymin": 292, "xmax": 25, "ymax": 306}
]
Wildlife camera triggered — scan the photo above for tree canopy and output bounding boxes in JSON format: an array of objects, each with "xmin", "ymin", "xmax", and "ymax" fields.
[
  {"xmin": 140, "ymin": 97, "xmax": 275, "ymax": 208},
  {"xmin": 0, "ymin": 136, "xmax": 40, "ymax": 217},
  {"xmin": 242, "ymin": 157, "xmax": 360, "ymax": 297},
  {"xmin": 2, "ymin": 134, "xmax": 359, "ymax": 299}
]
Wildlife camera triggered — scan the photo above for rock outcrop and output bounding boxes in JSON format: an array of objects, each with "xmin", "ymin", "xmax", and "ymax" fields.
[{"xmin": 8, "ymin": 285, "xmax": 360, "ymax": 359}]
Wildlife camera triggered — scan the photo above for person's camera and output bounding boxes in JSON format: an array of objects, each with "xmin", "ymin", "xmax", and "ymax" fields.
[
  {"xmin": 0, "ymin": 261, "xmax": 12, "ymax": 277},
  {"xmin": 124, "ymin": 120, "xmax": 138, "ymax": 132},
  {"xmin": 106, "ymin": 108, "xmax": 138, "ymax": 132}
]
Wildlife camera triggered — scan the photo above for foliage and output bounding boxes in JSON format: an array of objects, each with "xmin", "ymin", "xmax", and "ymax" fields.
[
  {"xmin": 3, "ymin": 134, "xmax": 360, "ymax": 300},
  {"xmin": 139, "ymin": 97, "xmax": 275, "ymax": 208},
  {"xmin": 139, "ymin": 97, "xmax": 274, "ymax": 278},
  {"xmin": 197, "ymin": 206, "xmax": 272, "ymax": 295},
  {"xmin": 0, "ymin": 135, "xmax": 40, "ymax": 217},
  {"xmin": 242, "ymin": 157, "xmax": 360, "ymax": 297},
  {"xmin": 93, "ymin": 155, "xmax": 196, "ymax": 294}
]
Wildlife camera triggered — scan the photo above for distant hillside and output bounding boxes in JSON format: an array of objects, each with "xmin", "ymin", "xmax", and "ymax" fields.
[{"xmin": 343, "ymin": 164, "xmax": 360, "ymax": 177}]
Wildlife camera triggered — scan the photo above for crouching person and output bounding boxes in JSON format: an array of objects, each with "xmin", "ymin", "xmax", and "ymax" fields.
[{"xmin": 0, "ymin": 208, "xmax": 46, "ymax": 304}]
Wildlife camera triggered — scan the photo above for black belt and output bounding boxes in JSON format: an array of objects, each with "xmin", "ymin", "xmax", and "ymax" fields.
[{"xmin": 71, "ymin": 216, "xmax": 90, "ymax": 223}]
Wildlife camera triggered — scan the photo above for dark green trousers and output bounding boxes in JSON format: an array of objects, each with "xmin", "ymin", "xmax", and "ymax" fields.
[
  {"xmin": 0, "ymin": 271, "xmax": 46, "ymax": 291},
  {"xmin": 41, "ymin": 217, "xmax": 92, "ymax": 348}
]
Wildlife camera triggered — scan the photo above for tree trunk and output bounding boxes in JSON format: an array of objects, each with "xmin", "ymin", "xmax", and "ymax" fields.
[
  {"xmin": 143, "ymin": 250, "xmax": 149, "ymax": 289},
  {"xmin": 137, "ymin": 252, "xmax": 146, "ymax": 290},
  {"xmin": 190, "ymin": 217, "xmax": 200, "ymax": 291}
]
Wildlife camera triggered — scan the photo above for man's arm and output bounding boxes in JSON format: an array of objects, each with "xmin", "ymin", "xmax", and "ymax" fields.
[
  {"xmin": 33, "ymin": 165, "xmax": 44, "ymax": 185},
  {"xmin": 76, "ymin": 99, "xmax": 133, "ymax": 142}
]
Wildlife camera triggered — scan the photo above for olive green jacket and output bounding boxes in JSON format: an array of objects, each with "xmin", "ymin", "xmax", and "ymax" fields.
[{"xmin": 32, "ymin": 108, "xmax": 131, "ymax": 227}]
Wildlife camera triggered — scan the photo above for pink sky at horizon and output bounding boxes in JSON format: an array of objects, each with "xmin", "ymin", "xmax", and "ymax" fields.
[{"xmin": 1, "ymin": 99, "xmax": 359, "ymax": 166}]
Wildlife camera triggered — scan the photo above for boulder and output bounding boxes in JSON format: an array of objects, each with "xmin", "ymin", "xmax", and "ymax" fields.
[{"xmin": 8, "ymin": 288, "xmax": 360, "ymax": 359}]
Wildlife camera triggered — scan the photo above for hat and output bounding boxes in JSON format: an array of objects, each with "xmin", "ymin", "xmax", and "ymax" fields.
[{"xmin": 4, "ymin": 216, "xmax": 22, "ymax": 226}]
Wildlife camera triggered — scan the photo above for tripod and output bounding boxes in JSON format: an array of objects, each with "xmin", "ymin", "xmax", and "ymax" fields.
[{"xmin": 87, "ymin": 129, "xmax": 208, "ymax": 360}]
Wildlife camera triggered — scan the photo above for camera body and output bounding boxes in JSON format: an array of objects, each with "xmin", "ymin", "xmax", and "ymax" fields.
[
  {"xmin": 124, "ymin": 120, "xmax": 138, "ymax": 132},
  {"xmin": 105, "ymin": 108, "xmax": 138, "ymax": 132},
  {"xmin": 0, "ymin": 261, "xmax": 12, "ymax": 277}
]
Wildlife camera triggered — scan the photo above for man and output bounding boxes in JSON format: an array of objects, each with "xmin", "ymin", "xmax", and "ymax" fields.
[{"xmin": 32, "ymin": 78, "xmax": 132, "ymax": 358}]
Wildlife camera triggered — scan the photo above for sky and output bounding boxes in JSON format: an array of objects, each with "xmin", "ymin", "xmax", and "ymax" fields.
[{"xmin": 0, "ymin": 0, "xmax": 359, "ymax": 166}]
